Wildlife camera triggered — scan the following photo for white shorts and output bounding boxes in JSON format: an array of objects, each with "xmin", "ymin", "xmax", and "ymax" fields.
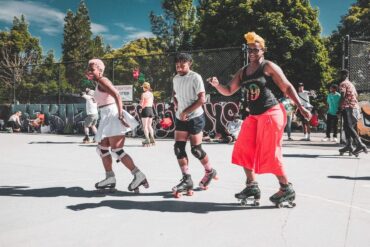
[{"xmin": 95, "ymin": 104, "xmax": 139, "ymax": 142}]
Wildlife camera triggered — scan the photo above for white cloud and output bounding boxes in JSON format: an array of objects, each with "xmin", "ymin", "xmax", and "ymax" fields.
[
  {"xmin": 91, "ymin": 23, "xmax": 109, "ymax": 34},
  {"xmin": 115, "ymin": 22, "xmax": 155, "ymax": 42},
  {"xmin": 115, "ymin": 23, "xmax": 138, "ymax": 32},
  {"xmin": 126, "ymin": 31, "xmax": 155, "ymax": 40}
]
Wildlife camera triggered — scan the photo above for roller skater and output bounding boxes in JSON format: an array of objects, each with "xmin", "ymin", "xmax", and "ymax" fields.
[
  {"xmin": 95, "ymin": 171, "xmax": 116, "ymax": 193},
  {"xmin": 209, "ymin": 32, "xmax": 311, "ymax": 207},
  {"xmin": 172, "ymin": 174, "xmax": 194, "ymax": 198},
  {"xmin": 171, "ymin": 53, "xmax": 217, "ymax": 198},
  {"xmin": 139, "ymin": 82, "xmax": 155, "ymax": 147},
  {"xmin": 338, "ymin": 69, "xmax": 368, "ymax": 157},
  {"xmin": 127, "ymin": 168, "xmax": 149, "ymax": 193},
  {"xmin": 81, "ymin": 88, "xmax": 98, "ymax": 144},
  {"xmin": 199, "ymin": 168, "xmax": 218, "ymax": 190},
  {"xmin": 269, "ymin": 183, "xmax": 296, "ymax": 208},
  {"xmin": 235, "ymin": 181, "xmax": 261, "ymax": 206},
  {"xmin": 86, "ymin": 59, "xmax": 149, "ymax": 193}
]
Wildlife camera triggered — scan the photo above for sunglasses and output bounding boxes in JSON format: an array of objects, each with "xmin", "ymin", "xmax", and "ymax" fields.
[{"xmin": 247, "ymin": 48, "xmax": 263, "ymax": 54}]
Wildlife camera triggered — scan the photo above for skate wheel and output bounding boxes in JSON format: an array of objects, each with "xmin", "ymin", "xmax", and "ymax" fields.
[
  {"xmin": 240, "ymin": 200, "xmax": 247, "ymax": 206},
  {"xmin": 187, "ymin": 190, "xmax": 194, "ymax": 196},
  {"xmin": 277, "ymin": 203, "xmax": 283, "ymax": 208},
  {"xmin": 349, "ymin": 152, "xmax": 353, "ymax": 156},
  {"xmin": 174, "ymin": 192, "xmax": 181, "ymax": 198},
  {"xmin": 290, "ymin": 202, "xmax": 296, "ymax": 207},
  {"xmin": 339, "ymin": 152, "xmax": 343, "ymax": 156},
  {"xmin": 253, "ymin": 201, "xmax": 260, "ymax": 207},
  {"xmin": 143, "ymin": 182, "xmax": 149, "ymax": 189},
  {"xmin": 134, "ymin": 188, "xmax": 140, "ymax": 194}
]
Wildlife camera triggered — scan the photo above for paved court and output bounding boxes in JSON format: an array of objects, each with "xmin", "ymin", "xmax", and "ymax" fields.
[{"xmin": 0, "ymin": 132, "xmax": 369, "ymax": 247}]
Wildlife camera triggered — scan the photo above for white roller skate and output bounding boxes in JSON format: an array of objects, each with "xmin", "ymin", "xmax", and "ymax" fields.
[
  {"xmin": 95, "ymin": 176, "xmax": 116, "ymax": 193},
  {"xmin": 128, "ymin": 170, "xmax": 149, "ymax": 193}
]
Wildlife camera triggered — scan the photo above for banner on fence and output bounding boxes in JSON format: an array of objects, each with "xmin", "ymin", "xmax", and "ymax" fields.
[{"xmin": 115, "ymin": 85, "xmax": 133, "ymax": 101}]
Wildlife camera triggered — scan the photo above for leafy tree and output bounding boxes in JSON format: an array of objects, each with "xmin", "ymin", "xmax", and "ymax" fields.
[
  {"xmin": 328, "ymin": 0, "xmax": 370, "ymax": 71},
  {"xmin": 150, "ymin": 0, "xmax": 198, "ymax": 51},
  {"xmin": 62, "ymin": 0, "xmax": 93, "ymax": 89},
  {"xmin": 195, "ymin": 0, "xmax": 332, "ymax": 91},
  {"xmin": 0, "ymin": 15, "xmax": 42, "ymax": 103},
  {"xmin": 91, "ymin": 35, "xmax": 105, "ymax": 58}
]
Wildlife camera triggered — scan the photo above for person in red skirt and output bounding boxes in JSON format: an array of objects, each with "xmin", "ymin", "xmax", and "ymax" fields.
[{"xmin": 208, "ymin": 32, "xmax": 311, "ymax": 206}]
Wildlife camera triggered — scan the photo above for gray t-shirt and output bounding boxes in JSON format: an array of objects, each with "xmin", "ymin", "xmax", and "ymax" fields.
[{"xmin": 173, "ymin": 70, "xmax": 205, "ymax": 119}]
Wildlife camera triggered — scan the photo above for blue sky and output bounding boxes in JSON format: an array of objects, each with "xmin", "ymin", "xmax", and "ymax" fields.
[{"xmin": 0, "ymin": 0, "xmax": 356, "ymax": 59}]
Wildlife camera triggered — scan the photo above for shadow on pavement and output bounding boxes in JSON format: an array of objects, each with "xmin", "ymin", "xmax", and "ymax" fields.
[
  {"xmin": 66, "ymin": 200, "xmax": 276, "ymax": 213},
  {"xmin": 29, "ymin": 141, "xmax": 82, "ymax": 144},
  {"xmin": 328, "ymin": 175, "xmax": 370, "ymax": 181},
  {"xmin": 0, "ymin": 186, "xmax": 169, "ymax": 198}
]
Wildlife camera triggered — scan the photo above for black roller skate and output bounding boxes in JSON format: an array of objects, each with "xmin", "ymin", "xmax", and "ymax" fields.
[
  {"xmin": 95, "ymin": 176, "xmax": 116, "ymax": 193},
  {"xmin": 83, "ymin": 135, "xmax": 91, "ymax": 144},
  {"xmin": 352, "ymin": 141, "xmax": 368, "ymax": 157},
  {"xmin": 235, "ymin": 181, "xmax": 261, "ymax": 206},
  {"xmin": 128, "ymin": 170, "xmax": 149, "ymax": 193},
  {"xmin": 172, "ymin": 174, "xmax": 194, "ymax": 198},
  {"xmin": 339, "ymin": 138, "xmax": 354, "ymax": 156},
  {"xmin": 269, "ymin": 183, "xmax": 296, "ymax": 208},
  {"xmin": 199, "ymin": 168, "xmax": 218, "ymax": 190}
]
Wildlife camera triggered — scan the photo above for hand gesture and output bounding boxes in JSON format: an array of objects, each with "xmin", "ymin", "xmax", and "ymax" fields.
[
  {"xmin": 119, "ymin": 116, "xmax": 130, "ymax": 127},
  {"xmin": 207, "ymin": 77, "xmax": 220, "ymax": 87},
  {"xmin": 179, "ymin": 111, "xmax": 188, "ymax": 121},
  {"xmin": 299, "ymin": 107, "xmax": 312, "ymax": 121}
]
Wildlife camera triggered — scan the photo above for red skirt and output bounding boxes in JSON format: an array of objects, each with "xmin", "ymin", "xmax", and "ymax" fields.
[{"xmin": 231, "ymin": 104, "xmax": 287, "ymax": 176}]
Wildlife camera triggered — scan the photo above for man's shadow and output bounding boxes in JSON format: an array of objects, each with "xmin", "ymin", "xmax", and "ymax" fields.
[
  {"xmin": 66, "ymin": 199, "xmax": 275, "ymax": 214},
  {"xmin": 328, "ymin": 175, "xmax": 370, "ymax": 181},
  {"xmin": 0, "ymin": 186, "xmax": 169, "ymax": 198}
]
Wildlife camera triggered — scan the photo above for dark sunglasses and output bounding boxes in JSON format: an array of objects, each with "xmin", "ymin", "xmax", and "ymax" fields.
[{"xmin": 247, "ymin": 48, "xmax": 263, "ymax": 54}]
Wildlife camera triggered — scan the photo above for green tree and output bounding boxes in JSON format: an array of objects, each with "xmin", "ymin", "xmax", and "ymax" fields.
[
  {"xmin": 150, "ymin": 0, "xmax": 198, "ymax": 51},
  {"xmin": 328, "ymin": 0, "xmax": 370, "ymax": 71},
  {"xmin": 62, "ymin": 0, "xmax": 93, "ymax": 89},
  {"xmin": 91, "ymin": 35, "xmax": 105, "ymax": 58},
  {"xmin": 0, "ymin": 15, "xmax": 42, "ymax": 103},
  {"xmin": 195, "ymin": 0, "xmax": 332, "ymax": 91}
]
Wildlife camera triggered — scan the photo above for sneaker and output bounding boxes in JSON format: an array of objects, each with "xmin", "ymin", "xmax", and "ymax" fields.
[
  {"xmin": 322, "ymin": 137, "xmax": 329, "ymax": 142},
  {"xmin": 288, "ymin": 137, "xmax": 293, "ymax": 141}
]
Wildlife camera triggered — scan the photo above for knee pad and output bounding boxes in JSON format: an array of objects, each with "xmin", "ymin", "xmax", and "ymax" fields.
[
  {"xmin": 191, "ymin": 144, "xmax": 206, "ymax": 160},
  {"xmin": 174, "ymin": 141, "xmax": 187, "ymax": 159},
  {"xmin": 111, "ymin": 148, "xmax": 127, "ymax": 163},
  {"xmin": 96, "ymin": 145, "xmax": 111, "ymax": 158}
]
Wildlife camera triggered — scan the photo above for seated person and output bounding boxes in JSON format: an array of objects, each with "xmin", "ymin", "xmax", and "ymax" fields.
[
  {"xmin": 7, "ymin": 111, "xmax": 22, "ymax": 132},
  {"xmin": 29, "ymin": 112, "xmax": 45, "ymax": 132},
  {"xmin": 226, "ymin": 113, "xmax": 243, "ymax": 139}
]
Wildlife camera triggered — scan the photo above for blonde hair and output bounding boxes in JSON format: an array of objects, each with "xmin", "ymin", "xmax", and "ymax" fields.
[
  {"xmin": 244, "ymin": 32, "xmax": 265, "ymax": 49},
  {"xmin": 88, "ymin": 58, "xmax": 105, "ymax": 74}
]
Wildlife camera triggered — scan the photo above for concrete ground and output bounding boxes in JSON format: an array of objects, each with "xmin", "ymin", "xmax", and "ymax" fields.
[{"xmin": 0, "ymin": 132, "xmax": 369, "ymax": 247}]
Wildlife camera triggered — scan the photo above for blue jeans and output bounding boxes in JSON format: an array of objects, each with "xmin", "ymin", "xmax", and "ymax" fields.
[{"xmin": 285, "ymin": 114, "xmax": 292, "ymax": 137}]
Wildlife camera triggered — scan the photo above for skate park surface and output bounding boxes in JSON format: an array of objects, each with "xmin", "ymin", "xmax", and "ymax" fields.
[{"xmin": 0, "ymin": 132, "xmax": 369, "ymax": 247}]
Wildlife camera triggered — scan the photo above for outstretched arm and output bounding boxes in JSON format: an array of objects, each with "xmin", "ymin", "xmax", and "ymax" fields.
[
  {"xmin": 207, "ymin": 68, "xmax": 243, "ymax": 96},
  {"xmin": 264, "ymin": 61, "xmax": 311, "ymax": 120}
]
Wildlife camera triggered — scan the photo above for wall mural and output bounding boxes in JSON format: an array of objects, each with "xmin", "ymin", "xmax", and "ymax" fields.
[
  {"xmin": 6, "ymin": 102, "xmax": 370, "ymax": 142},
  {"xmin": 9, "ymin": 102, "xmax": 240, "ymax": 138}
]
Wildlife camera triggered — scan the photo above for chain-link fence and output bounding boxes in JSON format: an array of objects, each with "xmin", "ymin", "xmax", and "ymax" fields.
[{"xmin": 0, "ymin": 47, "xmax": 245, "ymax": 105}]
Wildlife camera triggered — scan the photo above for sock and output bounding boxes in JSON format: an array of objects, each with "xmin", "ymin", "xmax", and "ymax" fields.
[
  {"xmin": 106, "ymin": 171, "xmax": 115, "ymax": 178},
  {"xmin": 180, "ymin": 165, "xmax": 189, "ymax": 175},
  {"xmin": 202, "ymin": 162, "xmax": 212, "ymax": 172},
  {"xmin": 131, "ymin": 167, "xmax": 139, "ymax": 175}
]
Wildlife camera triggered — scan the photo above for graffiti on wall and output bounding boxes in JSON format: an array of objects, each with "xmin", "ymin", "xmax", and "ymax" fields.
[
  {"xmin": 10, "ymin": 102, "xmax": 240, "ymax": 138},
  {"xmin": 8, "ymin": 101, "xmax": 370, "ymax": 141}
]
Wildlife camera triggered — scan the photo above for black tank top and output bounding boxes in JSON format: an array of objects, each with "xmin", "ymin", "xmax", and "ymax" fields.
[{"xmin": 240, "ymin": 60, "xmax": 281, "ymax": 115}]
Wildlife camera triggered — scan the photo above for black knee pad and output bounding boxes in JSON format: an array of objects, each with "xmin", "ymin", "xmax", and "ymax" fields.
[
  {"xmin": 191, "ymin": 144, "xmax": 206, "ymax": 160},
  {"xmin": 174, "ymin": 141, "xmax": 187, "ymax": 159}
]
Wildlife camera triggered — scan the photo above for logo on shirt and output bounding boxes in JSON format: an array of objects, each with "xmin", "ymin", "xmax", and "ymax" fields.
[{"xmin": 246, "ymin": 83, "xmax": 261, "ymax": 101}]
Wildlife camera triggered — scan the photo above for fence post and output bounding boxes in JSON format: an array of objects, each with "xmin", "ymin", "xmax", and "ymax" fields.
[
  {"xmin": 242, "ymin": 44, "xmax": 248, "ymax": 66},
  {"xmin": 342, "ymin": 34, "xmax": 350, "ymax": 71},
  {"xmin": 13, "ymin": 68, "xmax": 16, "ymax": 104},
  {"xmin": 58, "ymin": 64, "xmax": 61, "ymax": 105}
]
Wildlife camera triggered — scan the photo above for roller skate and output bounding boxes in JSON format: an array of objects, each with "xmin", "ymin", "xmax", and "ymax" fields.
[
  {"xmin": 172, "ymin": 174, "xmax": 194, "ymax": 198},
  {"xmin": 352, "ymin": 142, "xmax": 368, "ymax": 157},
  {"xmin": 269, "ymin": 183, "xmax": 296, "ymax": 208},
  {"xmin": 235, "ymin": 181, "xmax": 261, "ymax": 206},
  {"xmin": 82, "ymin": 136, "xmax": 91, "ymax": 144},
  {"xmin": 199, "ymin": 168, "xmax": 218, "ymax": 190},
  {"xmin": 142, "ymin": 138, "xmax": 151, "ymax": 147},
  {"xmin": 95, "ymin": 176, "xmax": 116, "ymax": 193},
  {"xmin": 149, "ymin": 135, "xmax": 156, "ymax": 146},
  {"xmin": 339, "ymin": 139, "xmax": 354, "ymax": 156},
  {"xmin": 128, "ymin": 170, "xmax": 149, "ymax": 193}
]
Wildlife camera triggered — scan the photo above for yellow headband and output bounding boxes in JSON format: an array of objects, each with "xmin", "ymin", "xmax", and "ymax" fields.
[{"xmin": 244, "ymin": 32, "xmax": 265, "ymax": 49}]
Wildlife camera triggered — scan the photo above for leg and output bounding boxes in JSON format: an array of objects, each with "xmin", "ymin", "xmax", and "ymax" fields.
[
  {"xmin": 148, "ymin": 117, "xmax": 155, "ymax": 144},
  {"xmin": 95, "ymin": 138, "xmax": 116, "ymax": 191},
  {"xmin": 141, "ymin": 117, "xmax": 150, "ymax": 145},
  {"xmin": 326, "ymin": 114, "xmax": 332, "ymax": 138},
  {"xmin": 286, "ymin": 114, "xmax": 292, "ymax": 139}
]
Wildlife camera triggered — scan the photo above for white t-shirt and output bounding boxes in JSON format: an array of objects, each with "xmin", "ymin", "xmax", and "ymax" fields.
[
  {"xmin": 82, "ymin": 93, "xmax": 98, "ymax": 115},
  {"xmin": 173, "ymin": 70, "xmax": 205, "ymax": 119},
  {"xmin": 298, "ymin": 90, "xmax": 312, "ymax": 109}
]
